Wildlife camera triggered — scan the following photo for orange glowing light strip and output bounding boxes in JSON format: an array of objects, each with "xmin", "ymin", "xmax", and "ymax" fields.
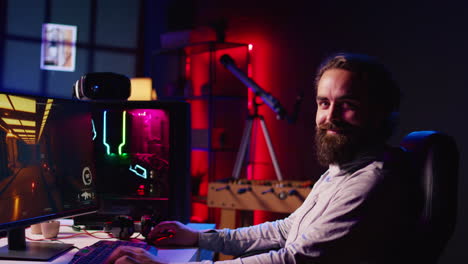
[
  {"xmin": 0, "ymin": 94, "xmax": 13, "ymax": 110},
  {"xmin": 13, "ymin": 128, "xmax": 35, "ymax": 133},
  {"xmin": 18, "ymin": 133, "xmax": 35, "ymax": 136},
  {"xmin": 21, "ymin": 120, "xmax": 36, "ymax": 127},
  {"xmin": 1, "ymin": 118, "xmax": 35, "ymax": 127},
  {"xmin": 9, "ymin": 95, "xmax": 36, "ymax": 113},
  {"xmin": 1, "ymin": 118, "xmax": 21, "ymax": 125},
  {"xmin": 13, "ymin": 196, "xmax": 20, "ymax": 220},
  {"xmin": 17, "ymin": 136, "xmax": 35, "ymax": 139},
  {"xmin": 37, "ymin": 99, "xmax": 53, "ymax": 143}
]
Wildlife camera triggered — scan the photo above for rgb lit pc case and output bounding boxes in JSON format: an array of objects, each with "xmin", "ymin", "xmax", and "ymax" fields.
[{"xmin": 75, "ymin": 100, "xmax": 191, "ymax": 226}]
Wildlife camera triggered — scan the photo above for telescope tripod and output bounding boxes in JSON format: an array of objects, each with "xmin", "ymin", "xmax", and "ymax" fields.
[{"xmin": 232, "ymin": 101, "xmax": 284, "ymax": 181}]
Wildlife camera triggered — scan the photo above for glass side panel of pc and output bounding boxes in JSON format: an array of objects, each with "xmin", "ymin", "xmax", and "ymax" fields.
[
  {"xmin": 84, "ymin": 100, "xmax": 190, "ymax": 224},
  {"xmin": 92, "ymin": 108, "xmax": 170, "ymax": 197}
]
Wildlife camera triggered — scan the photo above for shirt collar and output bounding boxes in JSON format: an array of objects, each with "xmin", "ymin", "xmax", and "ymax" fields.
[{"xmin": 328, "ymin": 144, "xmax": 387, "ymax": 175}]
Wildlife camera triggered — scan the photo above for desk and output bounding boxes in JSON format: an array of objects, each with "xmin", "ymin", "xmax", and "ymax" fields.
[{"xmin": 0, "ymin": 220, "xmax": 214, "ymax": 263}]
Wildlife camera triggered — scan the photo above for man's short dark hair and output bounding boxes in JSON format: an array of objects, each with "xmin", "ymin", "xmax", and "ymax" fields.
[{"xmin": 315, "ymin": 52, "xmax": 401, "ymax": 140}]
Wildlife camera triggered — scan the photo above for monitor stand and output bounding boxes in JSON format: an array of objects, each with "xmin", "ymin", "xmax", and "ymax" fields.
[{"xmin": 0, "ymin": 227, "xmax": 73, "ymax": 261}]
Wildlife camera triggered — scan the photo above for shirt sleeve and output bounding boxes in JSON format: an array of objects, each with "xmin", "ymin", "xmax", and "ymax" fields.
[
  {"xmin": 197, "ymin": 209, "xmax": 299, "ymax": 256},
  {"xmin": 196, "ymin": 173, "xmax": 329, "ymax": 257},
  {"xmin": 180, "ymin": 168, "xmax": 384, "ymax": 264},
  {"xmin": 167, "ymin": 216, "xmax": 296, "ymax": 264}
]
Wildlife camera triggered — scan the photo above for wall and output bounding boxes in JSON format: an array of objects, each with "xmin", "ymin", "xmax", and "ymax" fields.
[
  {"xmin": 0, "ymin": 0, "xmax": 142, "ymax": 98},
  {"xmin": 189, "ymin": 0, "xmax": 467, "ymax": 262}
]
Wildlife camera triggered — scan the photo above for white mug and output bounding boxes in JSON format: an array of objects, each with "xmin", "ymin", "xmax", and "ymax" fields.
[{"xmin": 41, "ymin": 221, "xmax": 60, "ymax": 239}]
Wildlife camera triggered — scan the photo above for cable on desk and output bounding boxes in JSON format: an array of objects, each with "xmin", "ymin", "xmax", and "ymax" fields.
[{"xmin": 25, "ymin": 225, "xmax": 143, "ymax": 242}]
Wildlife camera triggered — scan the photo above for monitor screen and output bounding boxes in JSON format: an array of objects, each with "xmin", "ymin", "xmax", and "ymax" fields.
[{"xmin": 0, "ymin": 92, "xmax": 98, "ymax": 260}]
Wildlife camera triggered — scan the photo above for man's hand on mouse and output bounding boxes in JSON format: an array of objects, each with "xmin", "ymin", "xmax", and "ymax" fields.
[{"xmin": 149, "ymin": 221, "xmax": 200, "ymax": 246}]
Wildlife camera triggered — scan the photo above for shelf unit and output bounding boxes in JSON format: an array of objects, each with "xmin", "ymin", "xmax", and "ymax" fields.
[{"xmin": 153, "ymin": 41, "xmax": 250, "ymax": 223}]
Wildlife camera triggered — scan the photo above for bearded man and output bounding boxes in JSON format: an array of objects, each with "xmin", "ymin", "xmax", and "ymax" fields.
[{"xmin": 106, "ymin": 53, "xmax": 412, "ymax": 264}]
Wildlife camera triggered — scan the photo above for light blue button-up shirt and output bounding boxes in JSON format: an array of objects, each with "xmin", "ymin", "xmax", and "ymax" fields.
[{"xmin": 179, "ymin": 147, "xmax": 409, "ymax": 264}]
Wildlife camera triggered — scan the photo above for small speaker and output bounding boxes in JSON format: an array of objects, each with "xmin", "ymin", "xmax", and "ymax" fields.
[{"xmin": 73, "ymin": 72, "xmax": 131, "ymax": 100}]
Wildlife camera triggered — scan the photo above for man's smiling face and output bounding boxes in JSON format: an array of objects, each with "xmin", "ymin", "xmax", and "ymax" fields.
[{"xmin": 315, "ymin": 68, "xmax": 378, "ymax": 166}]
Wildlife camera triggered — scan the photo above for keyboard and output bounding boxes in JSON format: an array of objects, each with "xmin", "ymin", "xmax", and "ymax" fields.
[{"xmin": 69, "ymin": 240, "xmax": 156, "ymax": 264}]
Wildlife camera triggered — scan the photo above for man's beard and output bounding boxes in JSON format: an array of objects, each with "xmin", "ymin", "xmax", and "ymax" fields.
[{"xmin": 315, "ymin": 122, "xmax": 369, "ymax": 166}]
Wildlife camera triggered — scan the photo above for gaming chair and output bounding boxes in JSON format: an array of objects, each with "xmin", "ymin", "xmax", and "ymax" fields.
[
  {"xmin": 235, "ymin": 131, "xmax": 459, "ymax": 263},
  {"xmin": 400, "ymin": 131, "xmax": 459, "ymax": 263}
]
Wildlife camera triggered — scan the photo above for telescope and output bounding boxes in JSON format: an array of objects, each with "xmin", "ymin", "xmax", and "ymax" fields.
[{"xmin": 220, "ymin": 54, "xmax": 287, "ymax": 120}]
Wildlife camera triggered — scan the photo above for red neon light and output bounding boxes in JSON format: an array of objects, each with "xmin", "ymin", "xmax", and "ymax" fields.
[
  {"xmin": 32, "ymin": 182, "xmax": 35, "ymax": 188},
  {"xmin": 139, "ymin": 185, "xmax": 144, "ymax": 189},
  {"xmin": 247, "ymin": 44, "xmax": 254, "ymax": 111},
  {"xmin": 190, "ymin": 100, "xmax": 208, "ymax": 129}
]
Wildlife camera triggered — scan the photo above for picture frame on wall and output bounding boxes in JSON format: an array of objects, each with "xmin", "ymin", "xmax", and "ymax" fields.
[{"xmin": 40, "ymin": 23, "xmax": 77, "ymax": 72}]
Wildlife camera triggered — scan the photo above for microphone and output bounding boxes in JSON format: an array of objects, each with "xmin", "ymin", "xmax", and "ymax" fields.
[{"xmin": 220, "ymin": 54, "xmax": 287, "ymax": 120}]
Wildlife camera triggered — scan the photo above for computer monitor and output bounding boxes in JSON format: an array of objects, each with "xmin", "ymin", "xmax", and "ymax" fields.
[
  {"xmin": 74, "ymin": 100, "xmax": 190, "ymax": 226},
  {"xmin": 0, "ymin": 92, "xmax": 98, "ymax": 260}
]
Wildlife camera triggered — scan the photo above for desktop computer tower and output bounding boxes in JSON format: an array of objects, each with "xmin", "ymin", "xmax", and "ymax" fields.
[{"xmin": 74, "ymin": 100, "xmax": 191, "ymax": 228}]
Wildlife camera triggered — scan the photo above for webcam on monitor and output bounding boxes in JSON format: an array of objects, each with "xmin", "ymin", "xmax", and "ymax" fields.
[{"xmin": 73, "ymin": 72, "xmax": 131, "ymax": 100}]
